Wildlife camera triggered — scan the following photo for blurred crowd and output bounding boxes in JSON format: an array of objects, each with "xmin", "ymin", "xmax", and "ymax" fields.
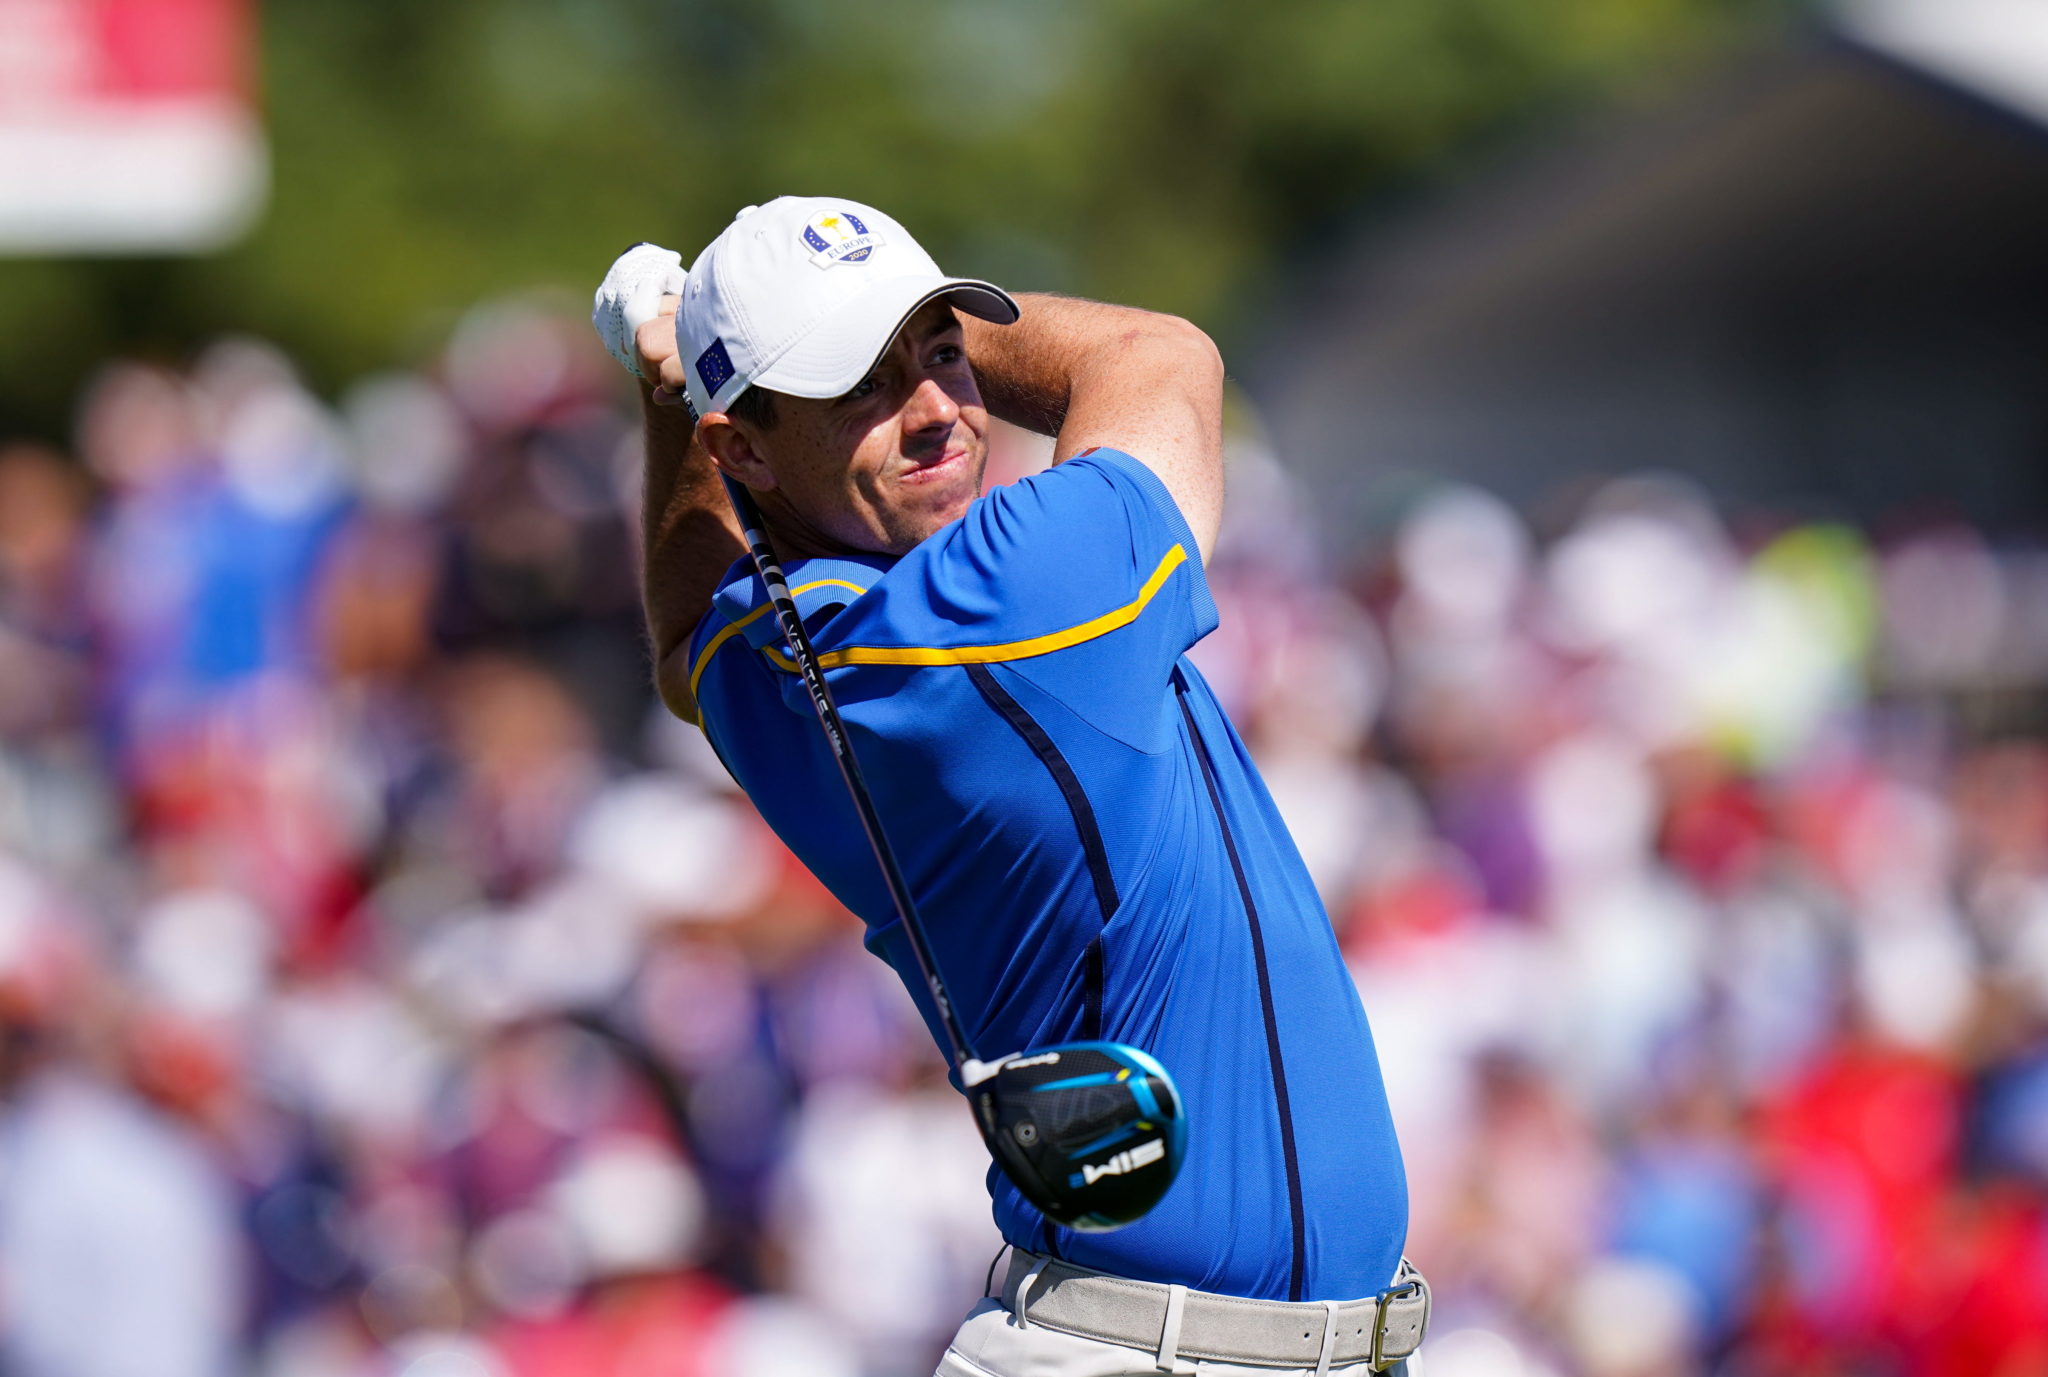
[{"xmin": 2, "ymin": 297, "xmax": 2047, "ymax": 1377}]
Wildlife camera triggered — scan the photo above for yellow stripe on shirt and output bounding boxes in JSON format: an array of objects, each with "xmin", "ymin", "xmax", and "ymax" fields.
[
  {"xmin": 757, "ymin": 544, "xmax": 1189, "ymax": 673},
  {"xmin": 687, "ymin": 578, "xmax": 871, "ymax": 702}
]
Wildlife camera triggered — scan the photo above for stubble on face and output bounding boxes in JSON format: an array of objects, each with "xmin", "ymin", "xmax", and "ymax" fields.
[{"xmin": 746, "ymin": 301, "xmax": 990, "ymax": 559}]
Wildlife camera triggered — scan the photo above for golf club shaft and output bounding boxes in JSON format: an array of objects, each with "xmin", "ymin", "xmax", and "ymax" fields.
[{"xmin": 718, "ymin": 474, "xmax": 982, "ymax": 1069}]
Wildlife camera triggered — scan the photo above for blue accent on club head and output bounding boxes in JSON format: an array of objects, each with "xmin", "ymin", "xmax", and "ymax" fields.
[
  {"xmin": 1069, "ymin": 1121, "xmax": 1145, "ymax": 1159},
  {"xmin": 1031, "ymin": 1071, "xmax": 1122, "ymax": 1093}
]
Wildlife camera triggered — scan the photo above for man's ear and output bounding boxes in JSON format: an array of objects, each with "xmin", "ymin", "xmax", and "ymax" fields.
[{"xmin": 697, "ymin": 414, "xmax": 777, "ymax": 490}]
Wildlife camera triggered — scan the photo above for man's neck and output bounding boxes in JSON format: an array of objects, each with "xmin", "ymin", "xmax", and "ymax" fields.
[{"xmin": 753, "ymin": 489, "xmax": 894, "ymax": 563}]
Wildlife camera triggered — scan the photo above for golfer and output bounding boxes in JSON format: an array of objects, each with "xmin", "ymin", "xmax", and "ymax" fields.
[{"xmin": 593, "ymin": 197, "xmax": 1426, "ymax": 1376}]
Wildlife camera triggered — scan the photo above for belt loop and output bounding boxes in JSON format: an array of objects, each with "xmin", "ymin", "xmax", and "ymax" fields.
[
  {"xmin": 1014, "ymin": 1261, "xmax": 1046, "ymax": 1332},
  {"xmin": 1315, "ymin": 1299, "xmax": 1342, "ymax": 1377},
  {"xmin": 1154, "ymin": 1283, "xmax": 1188, "ymax": 1370}
]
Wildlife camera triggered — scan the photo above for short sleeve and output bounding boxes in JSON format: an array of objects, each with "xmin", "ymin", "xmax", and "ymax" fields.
[{"xmin": 807, "ymin": 448, "xmax": 1217, "ymax": 747}]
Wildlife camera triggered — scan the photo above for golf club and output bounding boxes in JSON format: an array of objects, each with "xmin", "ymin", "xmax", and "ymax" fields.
[{"xmin": 718, "ymin": 471, "xmax": 1187, "ymax": 1231}]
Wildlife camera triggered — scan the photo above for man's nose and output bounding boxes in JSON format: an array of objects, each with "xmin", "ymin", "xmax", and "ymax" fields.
[{"xmin": 903, "ymin": 377, "xmax": 960, "ymax": 432}]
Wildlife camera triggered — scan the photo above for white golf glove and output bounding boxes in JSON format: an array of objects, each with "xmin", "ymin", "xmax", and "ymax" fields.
[{"xmin": 592, "ymin": 242, "xmax": 687, "ymax": 379}]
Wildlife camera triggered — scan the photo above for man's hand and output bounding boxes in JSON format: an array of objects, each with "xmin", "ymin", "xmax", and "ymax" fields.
[
  {"xmin": 592, "ymin": 243, "xmax": 687, "ymax": 382},
  {"xmin": 637, "ymin": 301, "xmax": 692, "ymax": 408}
]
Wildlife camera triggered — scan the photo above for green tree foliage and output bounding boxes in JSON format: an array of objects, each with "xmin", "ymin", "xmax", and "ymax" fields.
[{"xmin": 0, "ymin": 0, "xmax": 1792, "ymax": 438}]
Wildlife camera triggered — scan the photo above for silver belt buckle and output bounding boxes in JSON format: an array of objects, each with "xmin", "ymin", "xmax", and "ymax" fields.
[{"xmin": 1371, "ymin": 1268, "xmax": 1431, "ymax": 1371}]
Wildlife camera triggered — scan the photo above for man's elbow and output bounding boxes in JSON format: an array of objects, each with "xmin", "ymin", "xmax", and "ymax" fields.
[
  {"xmin": 1134, "ymin": 313, "xmax": 1224, "ymax": 394},
  {"xmin": 1167, "ymin": 312, "xmax": 1222, "ymax": 361},
  {"xmin": 1114, "ymin": 310, "xmax": 1213, "ymax": 356},
  {"xmin": 653, "ymin": 633, "xmax": 700, "ymax": 726}
]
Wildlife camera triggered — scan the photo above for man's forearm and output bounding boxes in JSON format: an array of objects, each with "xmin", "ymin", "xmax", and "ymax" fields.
[
  {"xmin": 966, "ymin": 294, "xmax": 1183, "ymax": 441},
  {"xmin": 640, "ymin": 388, "xmax": 742, "ymax": 720},
  {"xmin": 963, "ymin": 292, "xmax": 1225, "ymax": 555}
]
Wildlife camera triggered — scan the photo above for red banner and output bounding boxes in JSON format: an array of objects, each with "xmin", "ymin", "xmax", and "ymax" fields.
[{"xmin": 0, "ymin": 0, "xmax": 266, "ymax": 253}]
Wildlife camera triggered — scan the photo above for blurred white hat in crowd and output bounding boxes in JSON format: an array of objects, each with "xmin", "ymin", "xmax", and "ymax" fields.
[
  {"xmin": 219, "ymin": 381, "xmax": 349, "ymax": 520},
  {"xmin": 1423, "ymin": 1326, "xmax": 1561, "ymax": 1377},
  {"xmin": 1397, "ymin": 484, "xmax": 1531, "ymax": 633},
  {"xmin": 385, "ymin": 1332, "xmax": 509, "ymax": 1377},
  {"xmin": 344, "ymin": 372, "xmax": 469, "ymax": 515},
  {"xmin": 444, "ymin": 299, "xmax": 579, "ymax": 424},
  {"xmin": 263, "ymin": 976, "xmax": 450, "ymax": 1136},
  {"xmin": 1545, "ymin": 476, "xmax": 1733, "ymax": 657},
  {"xmin": 189, "ymin": 336, "xmax": 349, "ymax": 519},
  {"xmin": 569, "ymin": 774, "xmax": 774, "ymax": 923},
  {"xmin": 405, "ymin": 877, "xmax": 642, "ymax": 1029},
  {"xmin": 1565, "ymin": 1256, "xmax": 1700, "ymax": 1377},
  {"xmin": 1529, "ymin": 731, "xmax": 1657, "ymax": 882},
  {"xmin": 706, "ymin": 1296, "xmax": 861, "ymax": 1377},
  {"xmin": 547, "ymin": 1134, "xmax": 705, "ymax": 1278},
  {"xmin": 131, "ymin": 887, "xmax": 273, "ymax": 1020}
]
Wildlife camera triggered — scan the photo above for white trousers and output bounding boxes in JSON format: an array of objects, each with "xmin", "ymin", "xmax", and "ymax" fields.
[{"xmin": 935, "ymin": 1297, "xmax": 1423, "ymax": 1377}]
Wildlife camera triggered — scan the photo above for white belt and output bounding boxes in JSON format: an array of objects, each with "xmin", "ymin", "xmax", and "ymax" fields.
[{"xmin": 1001, "ymin": 1250, "xmax": 1430, "ymax": 1373}]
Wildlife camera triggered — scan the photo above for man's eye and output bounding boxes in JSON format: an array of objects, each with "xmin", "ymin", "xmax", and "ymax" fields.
[
  {"xmin": 846, "ymin": 377, "xmax": 878, "ymax": 400},
  {"xmin": 932, "ymin": 344, "xmax": 963, "ymax": 366}
]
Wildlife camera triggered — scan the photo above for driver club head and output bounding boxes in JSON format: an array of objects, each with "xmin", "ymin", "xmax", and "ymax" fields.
[{"xmin": 970, "ymin": 1041, "xmax": 1187, "ymax": 1232}]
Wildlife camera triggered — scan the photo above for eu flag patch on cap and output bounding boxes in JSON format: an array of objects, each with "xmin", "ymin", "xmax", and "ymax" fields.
[{"xmin": 696, "ymin": 338, "xmax": 736, "ymax": 395}]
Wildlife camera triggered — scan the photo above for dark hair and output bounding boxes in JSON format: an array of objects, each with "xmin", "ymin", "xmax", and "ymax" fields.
[{"xmin": 726, "ymin": 386, "xmax": 780, "ymax": 430}]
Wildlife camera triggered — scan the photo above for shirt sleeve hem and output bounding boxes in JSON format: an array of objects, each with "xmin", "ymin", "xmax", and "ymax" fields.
[{"xmin": 1077, "ymin": 447, "xmax": 1220, "ymax": 640}]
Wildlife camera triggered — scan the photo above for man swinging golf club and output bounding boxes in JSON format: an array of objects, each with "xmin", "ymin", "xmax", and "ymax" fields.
[{"xmin": 593, "ymin": 197, "xmax": 1428, "ymax": 1376}]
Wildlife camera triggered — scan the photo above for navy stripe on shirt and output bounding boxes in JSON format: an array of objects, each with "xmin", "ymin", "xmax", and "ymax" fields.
[
  {"xmin": 1177, "ymin": 679, "xmax": 1309, "ymax": 1302},
  {"xmin": 966, "ymin": 664, "xmax": 1122, "ymax": 923}
]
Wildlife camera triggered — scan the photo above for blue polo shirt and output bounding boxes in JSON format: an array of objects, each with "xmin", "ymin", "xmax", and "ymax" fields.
[{"xmin": 687, "ymin": 448, "xmax": 1407, "ymax": 1302}]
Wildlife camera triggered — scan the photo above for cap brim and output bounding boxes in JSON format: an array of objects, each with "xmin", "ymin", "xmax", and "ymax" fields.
[{"xmin": 748, "ymin": 275, "xmax": 1019, "ymax": 402}]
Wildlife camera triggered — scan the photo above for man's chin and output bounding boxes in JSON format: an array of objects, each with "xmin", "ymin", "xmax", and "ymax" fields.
[
  {"xmin": 863, "ymin": 446, "xmax": 985, "ymax": 553},
  {"xmin": 875, "ymin": 489, "xmax": 975, "ymax": 555}
]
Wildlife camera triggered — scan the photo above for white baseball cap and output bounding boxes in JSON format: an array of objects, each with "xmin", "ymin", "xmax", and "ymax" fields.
[{"xmin": 677, "ymin": 196, "xmax": 1019, "ymax": 420}]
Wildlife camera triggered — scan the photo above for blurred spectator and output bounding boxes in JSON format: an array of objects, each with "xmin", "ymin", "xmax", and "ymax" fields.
[
  {"xmin": 6, "ymin": 305, "xmax": 2048, "ymax": 1376},
  {"xmin": 0, "ymin": 879, "xmax": 244, "ymax": 1377}
]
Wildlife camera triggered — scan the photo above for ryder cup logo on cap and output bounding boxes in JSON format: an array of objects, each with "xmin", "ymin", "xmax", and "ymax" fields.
[
  {"xmin": 676, "ymin": 195, "xmax": 1020, "ymax": 421},
  {"xmin": 802, "ymin": 210, "xmax": 883, "ymax": 267}
]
